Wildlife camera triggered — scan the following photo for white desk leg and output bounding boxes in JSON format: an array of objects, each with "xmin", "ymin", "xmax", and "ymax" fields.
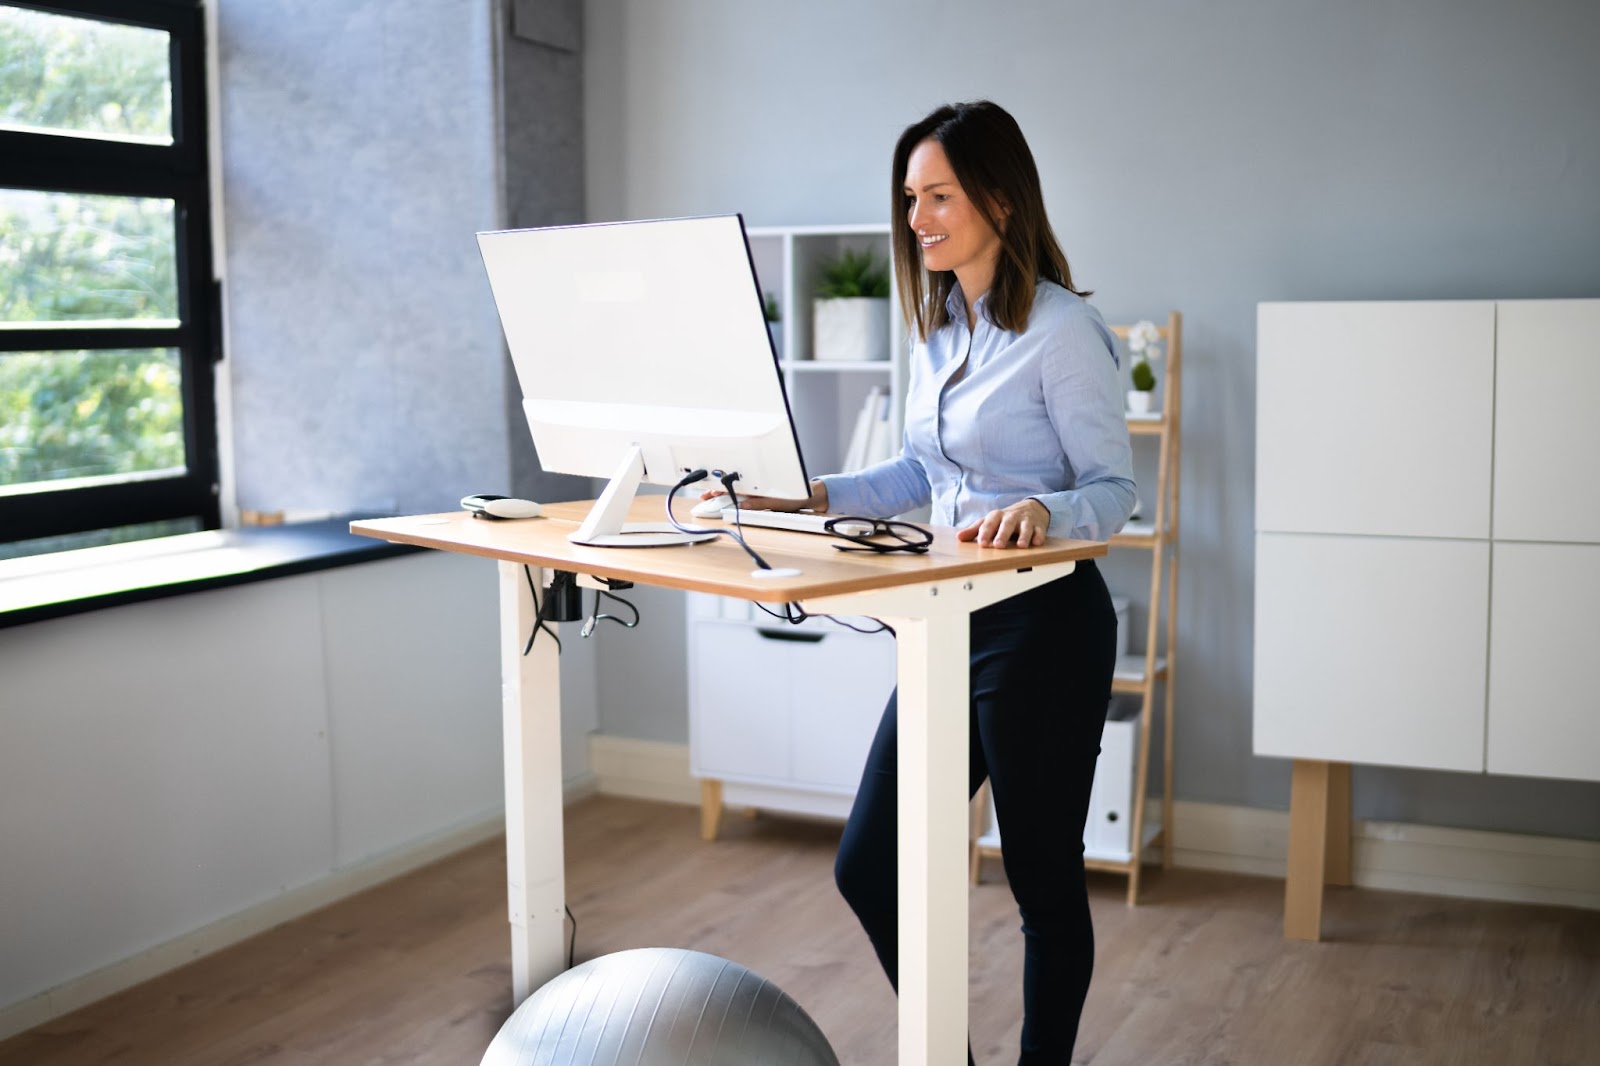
[
  {"xmin": 894, "ymin": 611, "xmax": 971, "ymax": 1066},
  {"xmin": 498, "ymin": 561, "xmax": 567, "ymax": 1004}
]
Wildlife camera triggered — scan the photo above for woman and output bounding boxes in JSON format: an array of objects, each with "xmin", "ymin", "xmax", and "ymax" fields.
[{"xmin": 723, "ymin": 100, "xmax": 1134, "ymax": 1063}]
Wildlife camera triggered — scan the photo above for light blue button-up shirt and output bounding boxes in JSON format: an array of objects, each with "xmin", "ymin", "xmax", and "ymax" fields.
[{"xmin": 817, "ymin": 280, "xmax": 1136, "ymax": 542}]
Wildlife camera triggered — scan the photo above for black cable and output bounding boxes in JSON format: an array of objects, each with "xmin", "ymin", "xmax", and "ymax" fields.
[
  {"xmin": 754, "ymin": 600, "xmax": 805, "ymax": 624},
  {"xmin": 582, "ymin": 587, "xmax": 640, "ymax": 637},
  {"xmin": 662, "ymin": 468, "xmax": 777, "ymax": 572},
  {"xmin": 820, "ymin": 614, "xmax": 894, "ymax": 636},
  {"xmin": 565, "ymin": 904, "xmax": 577, "ymax": 969},
  {"xmin": 522, "ymin": 564, "xmax": 562, "ymax": 655}
]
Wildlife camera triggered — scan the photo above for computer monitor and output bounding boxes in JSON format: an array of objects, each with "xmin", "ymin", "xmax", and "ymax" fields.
[{"xmin": 476, "ymin": 215, "xmax": 809, "ymax": 547}]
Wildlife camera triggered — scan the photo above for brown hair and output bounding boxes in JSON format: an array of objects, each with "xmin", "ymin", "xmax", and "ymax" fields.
[{"xmin": 891, "ymin": 101, "xmax": 1088, "ymax": 340}]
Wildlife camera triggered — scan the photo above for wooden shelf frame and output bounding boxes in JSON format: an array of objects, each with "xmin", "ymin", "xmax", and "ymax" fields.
[{"xmin": 972, "ymin": 310, "xmax": 1183, "ymax": 905}]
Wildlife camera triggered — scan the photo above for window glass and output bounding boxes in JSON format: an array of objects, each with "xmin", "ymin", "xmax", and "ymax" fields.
[
  {"xmin": 0, "ymin": 190, "xmax": 179, "ymax": 324},
  {"xmin": 0, "ymin": 348, "xmax": 185, "ymax": 490},
  {"xmin": 0, "ymin": 5, "xmax": 173, "ymax": 144}
]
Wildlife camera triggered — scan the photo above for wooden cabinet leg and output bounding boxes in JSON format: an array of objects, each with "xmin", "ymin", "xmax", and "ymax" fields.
[
  {"xmin": 1285, "ymin": 759, "xmax": 1331, "ymax": 941},
  {"xmin": 1325, "ymin": 761, "xmax": 1352, "ymax": 887},
  {"xmin": 700, "ymin": 779, "xmax": 723, "ymax": 842}
]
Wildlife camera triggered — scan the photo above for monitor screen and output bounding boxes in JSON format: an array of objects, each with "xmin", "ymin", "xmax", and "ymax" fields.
[{"xmin": 477, "ymin": 215, "xmax": 809, "ymax": 511}]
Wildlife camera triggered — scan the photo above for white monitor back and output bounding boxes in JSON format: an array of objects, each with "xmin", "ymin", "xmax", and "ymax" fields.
[{"xmin": 476, "ymin": 215, "xmax": 809, "ymax": 499}]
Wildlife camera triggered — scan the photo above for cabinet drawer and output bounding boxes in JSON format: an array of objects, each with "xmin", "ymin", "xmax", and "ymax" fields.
[
  {"xmin": 690, "ymin": 620, "xmax": 895, "ymax": 795},
  {"xmin": 1493, "ymin": 299, "xmax": 1600, "ymax": 543},
  {"xmin": 1256, "ymin": 301, "xmax": 1494, "ymax": 539},
  {"xmin": 1253, "ymin": 532, "xmax": 1489, "ymax": 771},
  {"xmin": 1487, "ymin": 543, "xmax": 1600, "ymax": 782},
  {"xmin": 790, "ymin": 629, "xmax": 895, "ymax": 790},
  {"xmin": 689, "ymin": 623, "xmax": 795, "ymax": 781}
]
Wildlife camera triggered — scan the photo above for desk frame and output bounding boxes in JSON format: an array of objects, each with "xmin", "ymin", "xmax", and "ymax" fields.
[{"xmin": 356, "ymin": 505, "xmax": 1103, "ymax": 1066}]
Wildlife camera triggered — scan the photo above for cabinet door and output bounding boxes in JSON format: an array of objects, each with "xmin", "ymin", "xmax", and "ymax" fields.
[
  {"xmin": 1493, "ymin": 299, "xmax": 1600, "ymax": 542},
  {"xmin": 1487, "ymin": 543, "xmax": 1600, "ymax": 782},
  {"xmin": 790, "ymin": 629, "xmax": 895, "ymax": 790},
  {"xmin": 689, "ymin": 623, "xmax": 793, "ymax": 782},
  {"xmin": 1256, "ymin": 301, "xmax": 1494, "ymax": 539},
  {"xmin": 1253, "ymin": 532, "xmax": 1489, "ymax": 771}
]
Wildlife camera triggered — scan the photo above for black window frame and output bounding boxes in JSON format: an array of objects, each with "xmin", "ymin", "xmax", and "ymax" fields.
[{"xmin": 0, "ymin": 0, "xmax": 221, "ymax": 545}]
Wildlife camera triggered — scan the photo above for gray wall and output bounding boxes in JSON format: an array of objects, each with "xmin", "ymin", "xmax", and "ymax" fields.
[
  {"xmin": 580, "ymin": 0, "xmax": 1600, "ymax": 837},
  {"xmin": 219, "ymin": 0, "xmax": 509, "ymax": 516}
]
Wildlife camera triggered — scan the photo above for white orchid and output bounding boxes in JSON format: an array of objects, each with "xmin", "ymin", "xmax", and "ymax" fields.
[{"xmin": 1128, "ymin": 320, "xmax": 1163, "ymax": 358}]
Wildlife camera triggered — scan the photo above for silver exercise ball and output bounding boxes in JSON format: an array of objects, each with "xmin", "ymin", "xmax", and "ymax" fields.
[{"xmin": 480, "ymin": 947, "xmax": 839, "ymax": 1066}]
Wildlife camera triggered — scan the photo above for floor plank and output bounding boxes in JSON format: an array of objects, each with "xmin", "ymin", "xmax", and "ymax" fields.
[{"xmin": 2, "ymin": 796, "xmax": 1595, "ymax": 1065}]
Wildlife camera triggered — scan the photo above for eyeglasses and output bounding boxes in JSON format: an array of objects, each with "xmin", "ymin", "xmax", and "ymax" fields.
[{"xmin": 823, "ymin": 516, "xmax": 933, "ymax": 555}]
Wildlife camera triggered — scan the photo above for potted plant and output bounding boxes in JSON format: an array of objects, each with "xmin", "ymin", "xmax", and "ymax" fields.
[
  {"xmin": 763, "ymin": 290, "xmax": 782, "ymax": 360},
  {"xmin": 812, "ymin": 248, "xmax": 891, "ymax": 362},
  {"xmin": 1126, "ymin": 319, "xmax": 1162, "ymax": 414}
]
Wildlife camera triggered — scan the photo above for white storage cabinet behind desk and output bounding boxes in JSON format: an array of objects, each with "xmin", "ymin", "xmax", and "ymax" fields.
[{"xmin": 689, "ymin": 593, "xmax": 896, "ymax": 837}]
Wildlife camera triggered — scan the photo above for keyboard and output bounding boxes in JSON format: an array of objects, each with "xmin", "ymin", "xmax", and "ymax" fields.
[{"xmin": 713, "ymin": 508, "xmax": 876, "ymax": 538}]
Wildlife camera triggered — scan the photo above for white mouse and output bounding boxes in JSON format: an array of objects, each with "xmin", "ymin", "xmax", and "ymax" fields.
[
  {"xmin": 461, "ymin": 494, "xmax": 542, "ymax": 520},
  {"xmin": 689, "ymin": 498, "xmax": 732, "ymax": 519}
]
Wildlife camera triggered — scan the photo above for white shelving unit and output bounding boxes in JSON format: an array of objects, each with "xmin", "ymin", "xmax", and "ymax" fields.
[
  {"xmin": 691, "ymin": 224, "xmax": 905, "ymax": 839},
  {"xmin": 746, "ymin": 223, "xmax": 906, "ymax": 475}
]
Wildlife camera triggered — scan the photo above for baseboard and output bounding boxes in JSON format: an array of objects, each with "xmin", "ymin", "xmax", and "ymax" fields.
[
  {"xmin": 588, "ymin": 736, "xmax": 1600, "ymax": 912},
  {"xmin": 588, "ymin": 733, "xmax": 700, "ymax": 805},
  {"xmin": 1174, "ymin": 801, "xmax": 1600, "ymax": 911}
]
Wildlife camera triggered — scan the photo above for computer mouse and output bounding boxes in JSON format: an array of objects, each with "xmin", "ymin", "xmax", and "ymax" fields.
[
  {"xmin": 461, "ymin": 494, "xmax": 542, "ymax": 520},
  {"xmin": 690, "ymin": 498, "xmax": 732, "ymax": 519}
]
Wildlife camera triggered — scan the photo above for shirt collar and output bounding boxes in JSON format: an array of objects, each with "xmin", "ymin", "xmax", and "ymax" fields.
[{"xmin": 944, "ymin": 282, "xmax": 989, "ymax": 325}]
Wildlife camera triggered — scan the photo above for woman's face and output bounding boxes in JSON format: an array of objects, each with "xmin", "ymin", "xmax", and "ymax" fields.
[{"xmin": 903, "ymin": 138, "xmax": 1003, "ymax": 292}]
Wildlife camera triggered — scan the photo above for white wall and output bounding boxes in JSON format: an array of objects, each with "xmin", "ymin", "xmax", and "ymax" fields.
[
  {"xmin": 580, "ymin": 0, "xmax": 1600, "ymax": 840},
  {"xmin": 0, "ymin": 551, "xmax": 596, "ymax": 1023}
]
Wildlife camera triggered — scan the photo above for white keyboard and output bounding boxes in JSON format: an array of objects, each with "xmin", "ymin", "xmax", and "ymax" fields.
[{"xmin": 713, "ymin": 508, "xmax": 876, "ymax": 538}]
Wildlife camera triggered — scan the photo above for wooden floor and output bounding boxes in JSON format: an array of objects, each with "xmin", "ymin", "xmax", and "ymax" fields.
[{"xmin": 3, "ymin": 795, "xmax": 1596, "ymax": 1065}]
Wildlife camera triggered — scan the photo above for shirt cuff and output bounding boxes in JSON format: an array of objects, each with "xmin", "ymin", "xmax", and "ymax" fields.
[{"xmin": 815, "ymin": 474, "xmax": 865, "ymax": 516}]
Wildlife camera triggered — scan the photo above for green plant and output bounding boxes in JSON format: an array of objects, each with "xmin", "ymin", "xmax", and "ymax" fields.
[
  {"xmin": 815, "ymin": 248, "xmax": 890, "ymax": 299},
  {"xmin": 1131, "ymin": 359, "xmax": 1156, "ymax": 392},
  {"xmin": 1127, "ymin": 319, "xmax": 1162, "ymax": 393},
  {"xmin": 763, "ymin": 291, "xmax": 780, "ymax": 322}
]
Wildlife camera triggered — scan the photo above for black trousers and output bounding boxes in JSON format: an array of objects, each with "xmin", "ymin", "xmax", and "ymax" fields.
[{"xmin": 833, "ymin": 560, "xmax": 1117, "ymax": 1065}]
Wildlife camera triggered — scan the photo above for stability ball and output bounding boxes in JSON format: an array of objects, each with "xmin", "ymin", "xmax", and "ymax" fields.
[{"xmin": 480, "ymin": 947, "xmax": 839, "ymax": 1066}]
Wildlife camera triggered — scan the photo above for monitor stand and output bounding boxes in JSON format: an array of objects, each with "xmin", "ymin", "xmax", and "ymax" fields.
[{"xmin": 569, "ymin": 446, "xmax": 717, "ymax": 548}]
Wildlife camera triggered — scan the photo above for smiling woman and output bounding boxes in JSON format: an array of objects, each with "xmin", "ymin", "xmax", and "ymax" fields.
[
  {"xmin": 0, "ymin": 0, "xmax": 218, "ymax": 558},
  {"xmin": 815, "ymin": 100, "xmax": 1136, "ymax": 1066}
]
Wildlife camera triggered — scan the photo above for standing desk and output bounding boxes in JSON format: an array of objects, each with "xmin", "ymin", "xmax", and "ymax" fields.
[{"xmin": 353, "ymin": 499, "xmax": 1106, "ymax": 1066}]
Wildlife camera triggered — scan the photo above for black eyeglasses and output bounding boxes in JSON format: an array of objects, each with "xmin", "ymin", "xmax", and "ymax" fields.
[{"xmin": 823, "ymin": 517, "xmax": 933, "ymax": 554}]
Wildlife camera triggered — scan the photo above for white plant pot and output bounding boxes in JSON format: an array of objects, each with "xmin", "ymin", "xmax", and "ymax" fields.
[
  {"xmin": 812, "ymin": 297, "xmax": 890, "ymax": 362},
  {"xmin": 1126, "ymin": 389, "xmax": 1155, "ymax": 415}
]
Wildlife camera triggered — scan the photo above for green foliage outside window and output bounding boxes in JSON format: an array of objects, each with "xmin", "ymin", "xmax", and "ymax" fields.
[
  {"xmin": 0, "ymin": 7, "xmax": 172, "ymax": 142},
  {"xmin": 0, "ymin": 6, "xmax": 186, "ymax": 491},
  {"xmin": 0, "ymin": 350, "xmax": 184, "ymax": 486}
]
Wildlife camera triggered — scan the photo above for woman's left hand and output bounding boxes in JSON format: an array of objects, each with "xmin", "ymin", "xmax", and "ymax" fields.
[{"xmin": 957, "ymin": 499, "xmax": 1050, "ymax": 548}]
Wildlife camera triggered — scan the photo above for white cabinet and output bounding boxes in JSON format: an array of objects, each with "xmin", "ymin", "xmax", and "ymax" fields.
[
  {"xmin": 1487, "ymin": 543, "xmax": 1600, "ymax": 782},
  {"xmin": 1255, "ymin": 298, "xmax": 1600, "ymax": 786},
  {"xmin": 1256, "ymin": 301, "xmax": 1495, "ymax": 540},
  {"xmin": 1492, "ymin": 300, "xmax": 1600, "ymax": 542},
  {"xmin": 688, "ymin": 604, "xmax": 895, "ymax": 821},
  {"xmin": 1253, "ymin": 532, "xmax": 1489, "ymax": 773}
]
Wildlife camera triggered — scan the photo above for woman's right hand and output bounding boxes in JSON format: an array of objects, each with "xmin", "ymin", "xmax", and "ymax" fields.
[{"xmin": 700, "ymin": 480, "xmax": 829, "ymax": 513}]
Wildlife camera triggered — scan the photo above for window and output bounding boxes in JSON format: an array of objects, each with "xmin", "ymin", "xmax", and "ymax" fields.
[{"xmin": 0, "ymin": 0, "xmax": 219, "ymax": 557}]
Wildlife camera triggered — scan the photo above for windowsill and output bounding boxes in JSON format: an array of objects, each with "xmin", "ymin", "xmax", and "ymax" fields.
[{"xmin": 0, "ymin": 517, "xmax": 426, "ymax": 629}]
